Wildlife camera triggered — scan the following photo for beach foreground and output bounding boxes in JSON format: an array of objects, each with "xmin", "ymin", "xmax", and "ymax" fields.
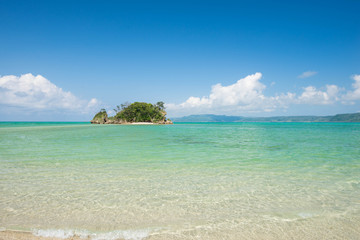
[
  {"xmin": 1, "ymin": 215, "xmax": 360, "ymax": 240},
  {"xmin": 0, "ymin": 122, "xmax": 359, "ymax": 239}
]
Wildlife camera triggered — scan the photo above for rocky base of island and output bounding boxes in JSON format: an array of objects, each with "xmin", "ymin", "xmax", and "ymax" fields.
[
  {"xmin": 91, "ymin": 118, "xmax": 173, "ymax": 125},
  {"xmin": 90, "ymin": 102, "xmax": 173, "ymax": 125}
]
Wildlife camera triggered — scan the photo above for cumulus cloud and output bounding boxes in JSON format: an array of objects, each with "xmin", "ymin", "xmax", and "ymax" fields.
[
  {"xmin": 167, "ymin": 73, "xmax": 360, "ymax": 116},
  {"xmin": 0, "ymin": 73, "xmax": 99, "ymax": 113},
  {"xmin": 343, "ymin": 74, "xmax": 360, "ymax": 102},
  {"xmin": 297, "ymin": 85, "xmax": 340, "ymax": 105},
  {"xmin": 298, "ymin": 71, "xmax": 318, "ymax": 79},
  {"xmin": 87, "ymin": 98, "xmax": 99, "ymax": 108},
  {"xmin": 166, "ymin": 73, "xmax": 296, "ymax": 115},
  {"xmin": 177, "ymin": 73, "xmax": 266, "ymax": 109}
]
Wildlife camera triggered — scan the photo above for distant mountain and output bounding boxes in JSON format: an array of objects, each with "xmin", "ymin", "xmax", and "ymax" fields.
[
  {"xmin": 328, "ymin": 113, "xmax": 360, "ymax": 122},
  {"xmin": 172, "ymin": 113, "xmax": 360, "ymax": 123}
]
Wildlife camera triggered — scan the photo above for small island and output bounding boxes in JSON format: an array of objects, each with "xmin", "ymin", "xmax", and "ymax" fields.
[{"xmin": 91, "ymin": 101, "xmax": 173, "ymax": 124}]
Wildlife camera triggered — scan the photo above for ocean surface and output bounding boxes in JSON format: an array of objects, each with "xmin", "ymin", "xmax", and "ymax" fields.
[{"xmin": 0, "ymin": 122, "xmax": 359, "ymax": 239}]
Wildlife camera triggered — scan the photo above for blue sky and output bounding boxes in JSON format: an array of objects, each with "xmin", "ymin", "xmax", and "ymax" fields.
[{"xmin": 0, "ymin": 0, "xmax": 359, "ymax": 120}]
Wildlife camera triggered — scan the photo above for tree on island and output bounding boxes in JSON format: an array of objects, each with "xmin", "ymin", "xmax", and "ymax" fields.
[
  {"xmin": 91, "ymin": 102, "xmax": 172, "ymax": 124},
  {"xmin": 113, "ymin": 105, "xmax": 121, "ymax": 114},
  {"xmin": 155, "ymin": 101, "xmax": 165, "ymax": 111}
]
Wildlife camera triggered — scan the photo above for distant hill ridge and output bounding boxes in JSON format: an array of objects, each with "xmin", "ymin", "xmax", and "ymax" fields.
[{"xmin": 172, "ymin": 113, "xmax": 360, "ymax": 122}]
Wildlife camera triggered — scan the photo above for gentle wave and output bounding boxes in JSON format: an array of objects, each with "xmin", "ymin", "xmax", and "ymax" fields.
[{"xmin": 32, "ymin": 228, "xmax": 150, "ymax": 240}]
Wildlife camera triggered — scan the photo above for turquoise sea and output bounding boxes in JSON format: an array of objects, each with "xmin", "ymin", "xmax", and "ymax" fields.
[{"xmin": 0, "ymin": 122, "xmax": 360, "ymax": 239}]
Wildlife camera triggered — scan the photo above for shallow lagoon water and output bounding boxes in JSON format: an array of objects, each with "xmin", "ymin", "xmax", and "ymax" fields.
[{"xmin": 0, "ymin": 122, "xmax": 359, "ymax": 239}]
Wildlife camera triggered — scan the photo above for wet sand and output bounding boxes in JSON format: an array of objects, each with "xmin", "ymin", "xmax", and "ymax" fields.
[{"xmin": 1, "ymin": 217, "xmax": 360, "ymax": 240}]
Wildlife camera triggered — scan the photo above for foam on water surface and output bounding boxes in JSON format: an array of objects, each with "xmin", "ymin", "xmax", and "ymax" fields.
[
  {"xmin": 32, "ymin": 228, "xmax": 150, "ymax": 240},
  {"xmin": 33, "ymin": 229, "xmax": 82, "ymax": 239}
]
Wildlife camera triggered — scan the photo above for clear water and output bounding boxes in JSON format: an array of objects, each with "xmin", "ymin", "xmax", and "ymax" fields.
[{"xmin": 0, "ymin": 122, "xmax": 360, "ymax": 239}]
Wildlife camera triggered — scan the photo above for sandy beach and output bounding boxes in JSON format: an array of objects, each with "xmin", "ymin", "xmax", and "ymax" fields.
[{"xmin": 1, "ymin": 216, "xmax": 360, "ymax": 240}]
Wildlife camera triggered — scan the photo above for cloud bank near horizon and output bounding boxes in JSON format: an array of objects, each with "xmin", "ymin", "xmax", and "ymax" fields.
[
  {"xmin": 166, "ymin": 73, "xmax": 360, "ymax": 117},
  {"xmin": 1, "ymin": 72, "xmax": 360, "ymax": 119},
  {"xmin": 0, "ymin": 73, "xmax": 99, "ymax": 114}
]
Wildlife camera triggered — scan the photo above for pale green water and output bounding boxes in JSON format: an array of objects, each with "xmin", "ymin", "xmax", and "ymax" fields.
[{"xmin": 0, "ymin": 122, "xmax": 360, "ymax": 239}]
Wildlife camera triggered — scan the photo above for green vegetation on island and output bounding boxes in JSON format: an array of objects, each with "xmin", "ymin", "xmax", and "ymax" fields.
[
  {"xmin": 91, "ymin": 108, "xmax": 108, "ymax": 123},
  {"xmin": 91, "ymin": 102, "xmax": 173, "ymax": 124}
]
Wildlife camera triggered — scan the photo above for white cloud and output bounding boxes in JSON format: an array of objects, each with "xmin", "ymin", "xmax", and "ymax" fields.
[
  {"xmin": 343, "ymin": 74, "xmax": 360, "ymax": 102},
  {"xmin": 166, "ymin": 73, "xmax": 360, "ymax": 117},
  {"xmin": 297, "ymin": 85, "xmax": 340, "ymax": 105},
  {"xmin": 298, "ymin": 71, "xmax": 318, "ymax": 79},
  {"xmin": 167, "ymin": 73, "xmax": 265, "ymax": 112},
  {"xmin": 87, "ymin": 98, "xmax": 99, "ymax": 108},
  {"xmin": 0, "ymin": 73, "xmax": 99, "ymax": 113},
  {"xmin": 169, "ymin": 73, "xmax": 266, "ymax": 111},
  {"xmin": 166, "ymin": 73, "xmax": 296, "ymax": 115}
]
